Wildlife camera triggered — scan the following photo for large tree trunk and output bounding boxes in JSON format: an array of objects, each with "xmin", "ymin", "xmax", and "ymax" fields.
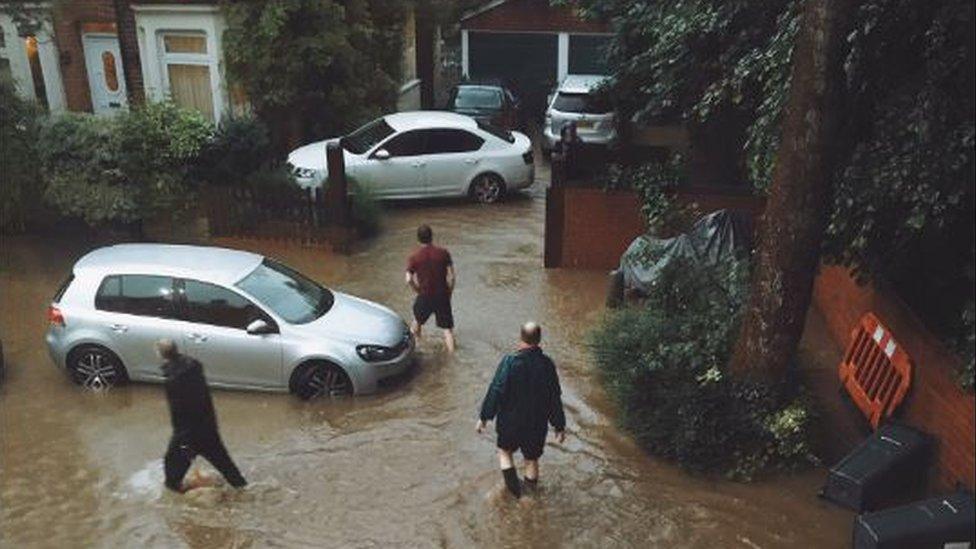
[{"xmin": 729, "ymin": 0, "xmax": 853, "ymax": 381}]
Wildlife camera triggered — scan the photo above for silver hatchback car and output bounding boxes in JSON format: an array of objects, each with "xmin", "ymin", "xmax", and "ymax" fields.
[{"xmin": 45, "ymin": 244, "xmax": 414, "ymax": 398}]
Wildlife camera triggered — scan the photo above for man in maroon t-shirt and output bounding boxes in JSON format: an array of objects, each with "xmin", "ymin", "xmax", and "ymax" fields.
[{"xmin": 405, "ymin": 224, "xmax": 456, "ymax": 352}]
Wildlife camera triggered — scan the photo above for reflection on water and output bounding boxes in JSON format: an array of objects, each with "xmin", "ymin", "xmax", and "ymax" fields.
[{"xmin": 0, "ymin": 191, "xmax": 851, "ymax": 547}]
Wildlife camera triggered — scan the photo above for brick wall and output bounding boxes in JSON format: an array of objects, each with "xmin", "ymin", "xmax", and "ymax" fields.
[
  {"xmin": 115, "ymin": 1, "xmax": 143, "ymax": 104},
  {"xmin": 545, "ymin": 186, "xmax": 764, "ymax": 270},
  {"xmin": 814, "ymin": 266, "xmax": 975, "ymax": 492},
  {"xmin": 51, "ymin": 0, "xmax": 118, "ymax": 112},
  {"xmin": 547, "ymin": 186, "xmax": 975, "ymax": 491},
  {"xmin": 552, "ymin": 187, "xmax": 645, "ymax": 269},
  {"xmin": 52, "ymin": 1, "xmax": 210, "ymax": 112}
]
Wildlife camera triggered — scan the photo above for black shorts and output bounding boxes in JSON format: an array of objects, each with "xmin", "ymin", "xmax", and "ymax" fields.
[
  {"xmin": 413, "ymin": 294, "xmax": 454, "ymax": 329},
  {"xmin": 497, "ymin": 430, "xmax": 546, "ymax": 460}
]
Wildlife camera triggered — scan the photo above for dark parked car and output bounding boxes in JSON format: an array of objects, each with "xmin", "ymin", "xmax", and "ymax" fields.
[{"xmin": 446, "ymin": 82, "xmax": 522, "ymax": 131}]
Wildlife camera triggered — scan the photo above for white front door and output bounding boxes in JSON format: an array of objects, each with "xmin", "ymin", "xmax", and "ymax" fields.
[{"xmin": 82, "ymin": 34, "xmax": 127, "ymax": 114}]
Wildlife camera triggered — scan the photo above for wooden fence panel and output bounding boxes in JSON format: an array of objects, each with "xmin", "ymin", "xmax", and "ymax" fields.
[{"xmin": 202, "ymin": 185, "xmax": 343, "ymax": 250}]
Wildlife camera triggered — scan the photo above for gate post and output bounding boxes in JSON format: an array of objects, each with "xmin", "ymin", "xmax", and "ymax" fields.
[{"xmin": 325, "ymin": 141, "xmax": 349, "ymax": 226}]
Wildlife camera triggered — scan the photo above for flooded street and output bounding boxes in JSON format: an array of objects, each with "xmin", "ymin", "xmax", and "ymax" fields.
[{"xmin": 1, "ymin": 188, "xmax": 851, "ymax": 548}]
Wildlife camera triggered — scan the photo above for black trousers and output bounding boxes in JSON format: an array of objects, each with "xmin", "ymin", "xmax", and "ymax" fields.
[{"xmin": 164, "ymin": 431, "xmax": 247, "ymax": 491}]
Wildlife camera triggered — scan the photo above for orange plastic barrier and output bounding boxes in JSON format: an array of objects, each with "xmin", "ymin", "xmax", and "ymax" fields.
[{"xmin": 838, "ymin": 313, "xmax": 914, "ymax": 429}]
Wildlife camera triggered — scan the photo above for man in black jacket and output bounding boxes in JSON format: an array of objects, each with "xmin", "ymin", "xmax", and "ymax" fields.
[
  {"xmin": 476, "ymin": 322, "xmax": 566, "ymax": 498},
  {"xmin": 156, "ymin": 339, "xmax": 247, "ymax": 492}
]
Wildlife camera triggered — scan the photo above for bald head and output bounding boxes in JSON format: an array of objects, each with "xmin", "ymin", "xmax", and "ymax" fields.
[
  {"xmin": 520, "ymin": 322, "xmax": 542, "ymax": 346},
  {"xmin": 155, "ymin": 338, "xmax": 178, "ymax": 360}
]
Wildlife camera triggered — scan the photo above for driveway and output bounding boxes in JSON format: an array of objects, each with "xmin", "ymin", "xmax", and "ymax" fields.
[{"xmin": 0, "ymin": 189, "xmax": 850, "ymax": 547}]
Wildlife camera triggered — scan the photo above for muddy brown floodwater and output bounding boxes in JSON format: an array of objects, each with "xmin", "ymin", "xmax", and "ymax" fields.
[{"xmin": 1, "ymin": 188, "xmax": 851, "ymax": 548}]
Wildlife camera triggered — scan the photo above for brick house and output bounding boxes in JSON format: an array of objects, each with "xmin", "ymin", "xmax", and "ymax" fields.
[{"xmin": 1, "ymin": 1, "xmax": 435, "ymax": 122}]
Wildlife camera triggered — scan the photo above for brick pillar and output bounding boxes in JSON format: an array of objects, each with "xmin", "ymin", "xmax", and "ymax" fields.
[
  {"xmin": 325, "ymin": 142, "xmax": 350, "ymax": 226},
  {"xmin": 544, "ymin": 186, "xmax": 564, "ymax": 268},
  {"xmin": 113, "ymin": 0, "xmax": 143, "ymax": 105}
]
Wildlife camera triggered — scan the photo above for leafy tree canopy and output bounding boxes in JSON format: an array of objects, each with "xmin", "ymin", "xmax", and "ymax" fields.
[
  {"xmin": 221, "ymin": 0, "xmax": 407, "ymax": 145},
  {"xmin": 575, "ymin": 0, "xmax": 974, "ymax": 387}
]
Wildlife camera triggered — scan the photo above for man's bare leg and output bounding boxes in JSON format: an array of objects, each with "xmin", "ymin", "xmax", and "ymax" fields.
[
  {"xmin": 498, "ymin": 448, "xmax": 515, "ymax": 469},
  {"xmin": 524, "ymin": 460, "xmax": 539, "ymax": 482},
  {"xmin": 411, "ymin": 320, "xmax": 422, "ymax": 338},
  {"xmin": 444, "ymin": 329, "xmax": 456, "ymax": 352},
  {"xmin": 497, "ymin": 448, "xmax": 520, "ymax": 498}
]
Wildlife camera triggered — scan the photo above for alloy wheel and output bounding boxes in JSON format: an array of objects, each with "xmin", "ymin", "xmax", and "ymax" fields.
[
  {"xmin": 71, "ymin": 349, "xmax": 121, "ymax": 390},
  {"xmin": 471, "ymin": 174, "xmax": 503, "ymax": 204},
  {"xmin": 304, "ymin": 364, "xmax": 351, "ymax": 398}
]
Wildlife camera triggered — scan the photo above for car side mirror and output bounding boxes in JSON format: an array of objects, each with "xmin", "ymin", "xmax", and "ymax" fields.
[
  {"xmin": 373, "ymin": 148, "xmax": 391, "ymax": 160},
  {"xmin": 246, "ymin": 319, "xmax": 274, "ymax": 335}
]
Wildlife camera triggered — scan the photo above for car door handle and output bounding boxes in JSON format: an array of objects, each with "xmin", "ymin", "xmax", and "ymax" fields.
[
  {"xmin": 187, "ymin": 333, "xmax": 208, "ymax": 342},
  {"xmin": 411, "ymin": 162, "xmax": 426, "ymax": 168},
  {"xmin": 109, "ymin": 323, "xmax": 128, "ymax": 333},
  {"xmin": 464, "ymin": 158, "xmax": 479, "ymax": 165}
]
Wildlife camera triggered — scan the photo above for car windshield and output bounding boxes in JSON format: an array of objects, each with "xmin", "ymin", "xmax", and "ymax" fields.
[
  {"xmin": 476, "ymin": 120, "xmax": 515, "ymax": 143},
  {"xmin": 453, "ymin": 87, "xmax": 502, "ymax": 109},
  {"xmin": 552, "ymin": 92, "xmax": 611, "ymax": 114},
  {"xmin": 341, "ymin": 118, "xmax": 395, "ymax": 155},
  {"xmin": 236, "ymin": 259, "xmax": 334, "ymax": 324}
]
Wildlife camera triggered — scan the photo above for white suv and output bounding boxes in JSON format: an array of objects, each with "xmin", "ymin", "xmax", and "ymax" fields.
[{"xmin": 543, "ymin": 75, "xmax": 616, "ymax": 152}]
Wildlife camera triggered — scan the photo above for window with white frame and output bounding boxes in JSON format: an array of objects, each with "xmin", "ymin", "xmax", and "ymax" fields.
[{"xmin": 158, "ymin": 31, "xmax": 214, "ymax": 120}]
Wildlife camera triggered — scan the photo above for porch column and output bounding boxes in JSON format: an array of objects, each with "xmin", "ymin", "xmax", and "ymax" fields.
[
  {"xmin": 461, "ymin": 29, "xmax": 469, "ymax": 78},
  {"xmin": 557, "ymin": 32, "xmax": 569, "ymax": 81},
  {"xmin": 37, "ymin": 25, "xmax": 66, "ymax": 112}
]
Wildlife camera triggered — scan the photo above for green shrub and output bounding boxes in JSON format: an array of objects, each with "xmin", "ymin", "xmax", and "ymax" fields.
[
  {"xmin": 347, "ymin": 177, "xmax": 382, "ymax": 237},
  {"xmin": 38, "ymin": 113, "xmax": 139, "ymax": 225},
  {"xmin": 194, "ymin": 116, "xmax": 275, "ymax": 187},
  {"xmin": 0, "ymin": 78, "xmax": 43, "ymax": 232},
  {"xmin": 589, "ymin": 256, "xmax": 817, "ymax": 479},
  {"xmin": 605, "ymin": 155, "xmax": 694, "ymax": 233},
  {"xmin": 115, "ymin": 101, "xmax": 213, "ymax": 216},
  {"xmin": 39, "ymin": 102, "xmax": 213, "ymax": 226}
]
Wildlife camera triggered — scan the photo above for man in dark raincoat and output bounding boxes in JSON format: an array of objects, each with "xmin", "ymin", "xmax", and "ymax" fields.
[
  {"xmin": 476, "ymin": 322, "xmax": 566, "ymax": 498},
  {"xmin": 156, "ymin": 339, "xmax": 247, "ymax": 492}
]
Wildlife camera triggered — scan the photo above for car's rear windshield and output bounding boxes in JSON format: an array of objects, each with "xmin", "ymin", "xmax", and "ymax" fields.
[
  {"xmin": 552, "ymin": 92, "xmax": 611, "ymax": 114},
  {"xmin": 53, "ymin": 274, "xmax": 74, "ymax": 303},
  {"xmin": 236, "ymin": 259, "xmax": 334, "ymax": 324},
  {"xmin": 341, "ymin": 118, "xmax": 395, "ymax": 155},
  {"xmin": 476, "ymin": 120, "xmax": 515, "ymax": 143},
  {"xmin": 453, "ymin": 87, "xmax": 503, "ymax": 109}
]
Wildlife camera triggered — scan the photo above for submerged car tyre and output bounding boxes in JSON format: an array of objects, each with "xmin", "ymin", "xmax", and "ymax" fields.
[
  {"xmin": 292, "ymin": 362, "xmax": 353, "ymax": 399},
  {"xmin": 469, "ymin": 173, "xmax": 506, "ymax": 204},
  {"xmin": 67, "ymin": 345, "xmax": 128, "ymax": 390}
]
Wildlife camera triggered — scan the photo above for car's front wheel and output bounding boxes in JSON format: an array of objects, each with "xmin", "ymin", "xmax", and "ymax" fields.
[
  {"xmin": 469, "ymin": 173, "xmax": 506, "ymax": 204},
  {"xmin": 67, "ymin": 345, "xmax": 128, "ymax": 390},
  {"xmin": 291, "ymin": 361, "xmax": 353, "ymax": 399}
]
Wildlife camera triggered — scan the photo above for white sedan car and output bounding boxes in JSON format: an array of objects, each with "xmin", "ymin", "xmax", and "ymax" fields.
[{"xmin": 287, "ymin": 111, "xmax": 535, "ymax": 203}]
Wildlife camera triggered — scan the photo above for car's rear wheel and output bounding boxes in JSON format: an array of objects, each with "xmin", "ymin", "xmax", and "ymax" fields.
[
  {"xmin": 469, "ymin": 173, "xmax": 505, "ymax": 204},
  {"xmin": 67, "ymin": 345, "xmax": 127, "ymax": 390},
  {"xmin": 291, "ymin": 362, "xmax": 352, "ymax": 399}
]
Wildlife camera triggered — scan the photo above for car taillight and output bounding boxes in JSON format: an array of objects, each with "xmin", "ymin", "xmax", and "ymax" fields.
[
  {"xmin": 522, "ymin": 150, "xmax": 534, "ymax": 164},
  {"xmin": 48, "ymin": 305, "xmax": 65, "ymax": 327}
]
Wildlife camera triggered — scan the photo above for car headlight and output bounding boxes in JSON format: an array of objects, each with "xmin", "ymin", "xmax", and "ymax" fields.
[
  {"xmin": 356, "ymin": 344, "xmax": 398, "ymax": 362},
  {"xmin": 292, "ymin": 166, "xmax": 317, "ymax": 179}
]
